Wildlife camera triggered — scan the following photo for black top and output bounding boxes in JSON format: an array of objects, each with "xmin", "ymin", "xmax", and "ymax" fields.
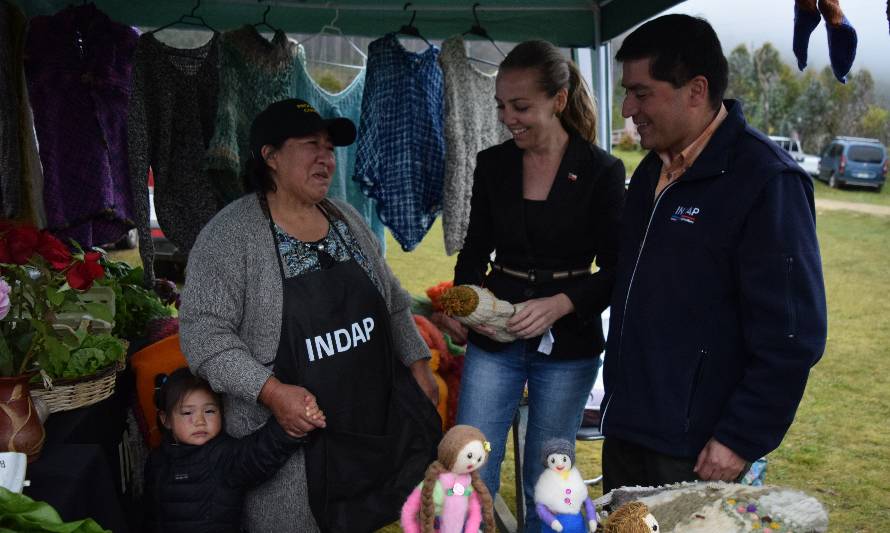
[{"xmin": 454, "ymin": 131, "xmax": 626, "ymax": 358}]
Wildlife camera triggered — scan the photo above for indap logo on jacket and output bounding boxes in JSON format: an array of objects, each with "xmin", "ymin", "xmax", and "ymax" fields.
[
  {"xmin": 670, "ymin": 205, "xmax": 700, "ymax": 224},
  {"xmin": 304, "ymin": 317, "xmax": 375, "ymax": 362}
]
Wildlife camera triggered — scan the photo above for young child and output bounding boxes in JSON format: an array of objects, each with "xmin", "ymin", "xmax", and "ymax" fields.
[{"xmin": 143, "ymin": 367, "xmax": 323, "ymax": 533}]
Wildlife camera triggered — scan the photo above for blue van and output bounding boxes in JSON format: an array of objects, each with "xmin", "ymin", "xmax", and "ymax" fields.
[{"xmin": 817, "ymin": 137, "xmax": 888, "ymax": 191}]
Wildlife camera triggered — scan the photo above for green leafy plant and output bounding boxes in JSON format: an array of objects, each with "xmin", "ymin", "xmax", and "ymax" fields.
[
  {"xmin": 0, "ymin": 486, "xmax": 110, "ymax": 532},
  {"xmin": 38, "ymin": 323, "xmax": 126, "ymax": 380},
  {"xmin": 98, "ymin": 258, "xmax": 173, "ymax": 340},
  {"xmin": 0, "ymin": 224, "xmax": 109, "ymax": 377}
]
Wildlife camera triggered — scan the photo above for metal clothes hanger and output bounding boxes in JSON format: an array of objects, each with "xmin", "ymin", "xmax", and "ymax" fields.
[
  {"xmin": 396, "ymin": 3, "xmax": 432, "ymax": 47},
  {"xmin": 253, "ymin": 4, "xmax": 282, "ymax": 35},
  {"xmin": 462, "ymin": 2, "xmax": 505, "ymax": 66},
  {"xmin": 148, "ymin": 0, "xmax": 217, "ymax": 35},
  {"xmin": 301, "ymin": 8, "xmax": 367, "ymax": 66}
]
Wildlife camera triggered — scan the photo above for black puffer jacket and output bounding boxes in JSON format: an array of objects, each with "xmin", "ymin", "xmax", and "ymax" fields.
[{"xmin": 144, "ymin": 417, "xmax": 303, "ymax": 533}]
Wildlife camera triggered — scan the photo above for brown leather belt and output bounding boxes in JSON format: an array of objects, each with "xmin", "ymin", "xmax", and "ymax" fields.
[{"xmin": 491, "ymin": 263, "xmax": 592, "ymax": 283}]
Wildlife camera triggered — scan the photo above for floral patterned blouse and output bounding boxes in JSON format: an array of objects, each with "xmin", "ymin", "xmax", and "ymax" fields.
[{"xmin": 272, "ymin": 218, "xmax": 381, "ymax": 292}]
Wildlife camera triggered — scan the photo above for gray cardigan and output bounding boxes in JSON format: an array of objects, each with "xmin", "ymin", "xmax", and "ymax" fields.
[{"xmin": 179, "ymin": 193, "xmax": 430, "ymax": 532}]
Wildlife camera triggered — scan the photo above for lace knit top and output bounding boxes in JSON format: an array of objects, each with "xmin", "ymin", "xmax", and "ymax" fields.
[
  {"xmin": 127, "ymin": 31, "xmax": 220, "ymax": 283},
  {"xmin": 292, "ymin": 50, "xmax": 385, "ymax": 248},
  {"xmin": 438, "ymin": 36, "xmax": 509, "ymax": 255},
  {"xmin": 204, "ymin": 26, "xmax": 301, "ymax": 206}
]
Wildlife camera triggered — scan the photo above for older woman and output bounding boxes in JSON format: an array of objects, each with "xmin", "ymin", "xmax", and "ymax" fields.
[{"xmin": 179, "ymin": 99, "xmax": 441, "ymax": 533}]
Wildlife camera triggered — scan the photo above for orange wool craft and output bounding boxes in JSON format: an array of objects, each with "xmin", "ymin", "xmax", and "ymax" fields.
[
  {"xmin": 413, "ymin": 314, "xmax": 463, "ymax": 429},
  {"xmin": 425, "ymin": 280, "xmax": 454, "ymax": 312}
]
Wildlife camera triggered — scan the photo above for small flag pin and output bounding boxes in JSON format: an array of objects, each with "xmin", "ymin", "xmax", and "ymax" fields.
[{"xmin": 567, "ymin": 172, "xmax": 578, "ymax": 182}]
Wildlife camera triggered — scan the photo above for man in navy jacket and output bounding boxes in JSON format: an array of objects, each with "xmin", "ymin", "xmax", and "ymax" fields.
[{"xmin": 600, "ymin": 14, "xmax": 827, "ymax": 492}]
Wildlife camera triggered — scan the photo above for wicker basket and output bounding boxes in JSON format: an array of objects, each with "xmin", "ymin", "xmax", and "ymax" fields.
[{"xmin": 30, "ymin": 360, "xmax": 125, "ymax": 414}]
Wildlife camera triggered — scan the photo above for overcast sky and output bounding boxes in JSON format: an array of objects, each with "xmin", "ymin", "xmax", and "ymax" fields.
[{"xmin": 656, "ymin": 0, "xmax": 890, "ymax": 85}]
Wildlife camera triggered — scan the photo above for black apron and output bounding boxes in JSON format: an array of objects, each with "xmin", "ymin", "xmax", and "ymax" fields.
[{"xmin": 267, "ymin": 205, "xmax": 441, "ymax": 533}]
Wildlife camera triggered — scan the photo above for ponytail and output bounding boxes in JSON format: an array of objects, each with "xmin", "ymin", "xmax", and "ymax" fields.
[
  {"xmin": 563, "ymin": 62, "xmax": 598, "ymax": 144},
  {"xmin": 500, "ymin": 40, "xmax": 599, "ymax": 144}
]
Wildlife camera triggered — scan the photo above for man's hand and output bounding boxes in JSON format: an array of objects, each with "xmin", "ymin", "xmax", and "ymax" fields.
[
  {"xmin": 409, "ymin": 359, "xmax": 440, "ymax": 406},
  {"xmin": 694, "ymin": 438, "xmax": 747, "ymax": 481},
  {"xmin": 259, "ymin": 376, "xmax": 326, "ymax": 438},
  {"xmin": 506, "ymin": 293, "xmax": 574, "ymax": 339}
]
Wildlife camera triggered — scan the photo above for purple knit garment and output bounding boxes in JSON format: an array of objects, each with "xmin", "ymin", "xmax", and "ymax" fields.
[{"xmin": 25, "ymin": 4, "xmax": 137, "ymax": 248}]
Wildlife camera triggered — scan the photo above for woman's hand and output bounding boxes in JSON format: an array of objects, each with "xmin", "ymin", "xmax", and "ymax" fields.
[
  {"xmin": 409, "ymin": 359, "xmax": 440, "ymax": 406},
  {"xmin": 507, "ymin": 293, "xmax": 574, "ymax": 339},
  {"xmin": 259, "ymin": 376, "xmax": 327, "ymax": 438}
]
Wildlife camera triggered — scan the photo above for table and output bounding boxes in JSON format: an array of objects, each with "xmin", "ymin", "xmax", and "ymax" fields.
[{"xmin": 23, "ymin": 368, "xmax": 137, "ymax": 532}]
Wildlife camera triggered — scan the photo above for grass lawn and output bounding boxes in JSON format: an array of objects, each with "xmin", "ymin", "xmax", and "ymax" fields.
[
  {"xmin": 379, "ymin": 209, "xmax": 890, "ymax": 532},
  {"xmin": 611, "ymin": 147, "xmax": 645, "ymax": 176},
  {"xmin": 812, "ymin": 178, "xmax": 890, "ymax": 207}
]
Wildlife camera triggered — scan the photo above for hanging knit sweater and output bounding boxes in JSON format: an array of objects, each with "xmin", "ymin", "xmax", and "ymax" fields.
[
  {"xmin": 0, "ymin": 0, "xmax": 23, "ymax": 219},
  {"xmin": 438, "ymin": 36, "xmax": 508, "ymax": 255},
  {"xmin": 354, "ymin": 34, "xmax": 445, "ymax": 252},
  {"xmin": 292, "ymin": 51, "xmax": 386, "ymax": 248},
  {"xmin": 204, "ymin": 26, "xmax": 300, "ymax": 207},
  {"xmin": 127, "ymin": 31, "xmax": 221, "ymax": 284},
  {"xmin": 25, "ymin": 3, "xmax": 138, "ymax": 248}
]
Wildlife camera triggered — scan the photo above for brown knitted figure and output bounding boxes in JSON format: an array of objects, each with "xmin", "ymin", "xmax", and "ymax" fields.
[
  {"xmin": 603, "ymin": 502, "xmax": 659, "ymax": 533},
  {"xmin": 400, "ymin": 425, "xmax": 495, "ymax": 533}
]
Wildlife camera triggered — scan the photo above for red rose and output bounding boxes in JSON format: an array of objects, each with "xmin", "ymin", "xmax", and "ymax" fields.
[
  {"xmin": 36, "ymin": 231, "xmax": 72, "ymax": 270},
  {"xmin": 66, "ymin": 251, "xmax": 105, "ymax": 291},
  {"xmin": 0, "ymin": 238, "xmax": 10, "ymax": 264},
  {"xmin": 5, "ymin": 226, "xmax": 40, "ymax": 265}
]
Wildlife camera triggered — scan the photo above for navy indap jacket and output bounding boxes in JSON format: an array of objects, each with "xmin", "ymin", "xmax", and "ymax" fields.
[{"xmin": 601, "ymin": 100, "xmax": 827, "ymax": 463}]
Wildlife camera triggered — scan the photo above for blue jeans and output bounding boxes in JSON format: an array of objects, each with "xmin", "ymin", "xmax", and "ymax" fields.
[{"xmin": 456, "ymin": 340, "xmax": 599, "ymax": 531}]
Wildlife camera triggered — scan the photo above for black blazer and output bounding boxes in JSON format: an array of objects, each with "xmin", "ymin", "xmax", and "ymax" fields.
[{"xmin": 453, "ymin": 131, "xmax": 625, "ymax": 359}]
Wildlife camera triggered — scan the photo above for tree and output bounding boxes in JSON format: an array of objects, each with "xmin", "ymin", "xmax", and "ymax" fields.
[
  {"xmin": 859, "ymin": 106, "xmax": 890, "ymax": 144},
  {"xmin": 726, "ymin": 42, "xmax": 889, "ymax": 151}
]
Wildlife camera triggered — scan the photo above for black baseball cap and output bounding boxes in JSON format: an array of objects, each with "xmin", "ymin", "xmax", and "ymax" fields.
[{"xmin": 248, "ymin": 99, "xmax": 357, "ymax": 159}]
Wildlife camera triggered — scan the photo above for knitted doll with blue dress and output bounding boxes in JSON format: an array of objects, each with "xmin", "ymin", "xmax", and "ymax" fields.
[
  {"xmin": 533, "ymin": 439, "xmax": 598, "ymax": 533},
  {"xmin": 400, "ymin": 424, "xmax": 495, "ymax": 533}
]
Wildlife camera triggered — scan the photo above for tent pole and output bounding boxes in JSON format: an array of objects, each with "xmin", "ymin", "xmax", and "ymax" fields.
[
  {"xmin": 595, "ymin": 42, "xmax": 612, "ymax": 152},
  {"xmin": 575, "ymin": 2, "xmax": 612, "ymax": 152}
]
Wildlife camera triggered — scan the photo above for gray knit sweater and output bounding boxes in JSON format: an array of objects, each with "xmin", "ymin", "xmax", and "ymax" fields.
[
  {"xmin": 127, "ymin": 32, "xmax": 221, "ymax": 283},
  {"xmin": 438, "ymin": 36, "xmax": 509, "ymax": 255},
  {"xmin": 179, "ymin": 193, "xmax": 430, "ymax": 532},
  {"xmin": 0, "ymin": 1, "xmax": 23, "ymax": 219}
]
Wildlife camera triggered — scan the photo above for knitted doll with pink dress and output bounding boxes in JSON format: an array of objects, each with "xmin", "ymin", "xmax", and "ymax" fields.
[{"xmin": 401, "ymin": 425, "xmax": 495, "ymax": 533}]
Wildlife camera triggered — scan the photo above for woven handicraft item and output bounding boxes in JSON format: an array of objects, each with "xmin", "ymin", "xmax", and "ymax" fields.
[
  {"xmin": 439, "ymin": 285, "xmax": 526, "ymax": 343},
  {"xmin": 594, "ymin": 481, "xmax": 829, "ymax": 533}
]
